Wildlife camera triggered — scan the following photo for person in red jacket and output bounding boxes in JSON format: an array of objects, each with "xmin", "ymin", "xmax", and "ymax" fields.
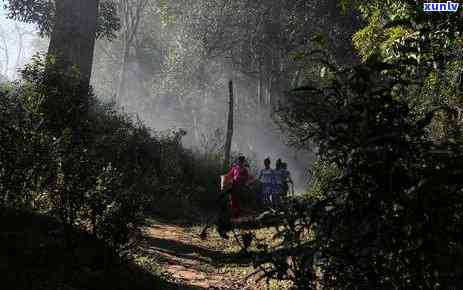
[{"xmin": 226, "ymin": 156, "xmax": 249, "ymax": 218}]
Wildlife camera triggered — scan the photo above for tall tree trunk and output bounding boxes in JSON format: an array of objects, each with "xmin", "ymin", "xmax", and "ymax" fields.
[
  {"xmin": 264, "ymin": 0, "xmax": 282, "ymax": 109},
  {"xmin": 223, "ymin": 80, "xmax": 234, "ymax": 172},
  {"xmin": 192, "ymin": 109, "xmax": 200, "ymax": 147},
  {"xmin": 14, "ymin": 24, "xmax": 24, "ymax": 79},
  {"xmin": 258, "ymin": 61, "xmax": 263, "ymax": 106},
  {"xmin": 270, "ymin": 0, "xmax": 282, "ymax": 109},
  {"xmin": 116, "ymin": 43, "xmax": 130, "ymax": 103},
  {"xmin": 45, "ymin": 1, "xmax": 99, "ymax": 242},
  {"xmin": 0, "ymin": 28, "xmax": 9, "ymax": 77},
  {"xmin": 47, "ymin": 0, "xmax": 100, "ymax": 89},
  {"xmin": 115, "ymin": 0, "xmax": 147, "ymax": 103}
]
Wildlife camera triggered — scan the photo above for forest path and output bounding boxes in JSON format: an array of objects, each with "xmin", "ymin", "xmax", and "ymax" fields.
[{"xmin": 139, "ymin": 219, "xmax": 261, "ymax": 290}]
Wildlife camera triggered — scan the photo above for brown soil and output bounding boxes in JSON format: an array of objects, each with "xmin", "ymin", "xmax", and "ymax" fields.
[{"xmin": 140, "ymin": 221, "xmax": 263, "ymax": 290}]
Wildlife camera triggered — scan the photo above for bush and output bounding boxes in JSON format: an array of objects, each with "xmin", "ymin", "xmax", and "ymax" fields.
[
  {"xmin": 0, "ymin": 79, "xmax": 53, "ymax": 209},
  {"xmin": 0, "ymin": 57, "xmax": 162, "ymax": 251},
  {"xmin": 150, "ymin": 130, "xmax": 224, "ymax": 218},
  {"xmin": 253, "ymin": 56, "xmax": 463, "ymax": 289},
  {"xmin": 1, "ymin": 55, "xmax": 226, "ymax": 250}
]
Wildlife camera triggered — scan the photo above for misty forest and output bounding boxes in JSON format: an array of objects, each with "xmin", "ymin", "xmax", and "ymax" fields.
[{"xmin": 1, "ymin": 0, "xmax": 462, "ymax": 289}]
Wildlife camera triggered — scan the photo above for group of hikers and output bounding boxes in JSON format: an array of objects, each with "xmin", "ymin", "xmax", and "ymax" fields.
[
  {"xmin": 217, "ymin": 155, "xmax": 293, "ymax": 238},
  {"xmin": 258, "ymin": 157, "xmax": 293, "ymax": 208}
]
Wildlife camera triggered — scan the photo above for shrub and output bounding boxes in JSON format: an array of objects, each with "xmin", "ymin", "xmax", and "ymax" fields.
[
  {"xmin": 1, "ymin": 55, "xmax": 226, "ymax": 250},
  {"xmin": 253, "ymin": 56, "xmax": 463, "ymax": 289},
  {"xmin": 0, "ymin": 56, "xmax": 162, "ymax": 251},
  {"xmin": 0, "ymin": 78, "xmax": 52, "ymax": 209}
]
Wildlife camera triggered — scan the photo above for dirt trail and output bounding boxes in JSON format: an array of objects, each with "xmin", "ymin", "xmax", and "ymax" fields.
[{"xmin": 140, "ymin": 221, "xmax": 259, "ymax": 290}]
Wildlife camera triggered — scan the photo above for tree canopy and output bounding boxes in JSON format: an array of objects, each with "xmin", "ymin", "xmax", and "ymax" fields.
[{"xmin": 3, "ymin": 0, "xmax": 120, "ymax": 38}]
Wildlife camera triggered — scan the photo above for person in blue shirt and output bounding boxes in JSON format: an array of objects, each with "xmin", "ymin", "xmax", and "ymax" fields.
[
  {"xmin": 258, "ymin": 158, "xmax": 275, "ymax": 207},
  {"xmin": 272, "ymin": 159, "xmax": 284, "ymax": 207},
  {"xmin": 280, "ymin": 162, "xmax": 293, "ymax": 197},
  {"xmin": 273, "ymin": 159, "xmax": 294, "ymax": 206}
]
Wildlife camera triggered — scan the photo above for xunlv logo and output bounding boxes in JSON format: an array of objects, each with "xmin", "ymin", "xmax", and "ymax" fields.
[{"xmin": 424, "ymin": 1, "xmax": 460, "ymax": 12}]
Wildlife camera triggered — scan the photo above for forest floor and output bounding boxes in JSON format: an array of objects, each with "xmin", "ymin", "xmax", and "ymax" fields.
[
  {"xmin": 1, "ymin": 209, "xmax": 180, "ymax": 290},
  {"xmin": 135, "ymin": 218, "xmax": 291, "ymax": 290},
  {"xmin": 1, "ymin": 207, "xmax": 290, "ymax": 289}
]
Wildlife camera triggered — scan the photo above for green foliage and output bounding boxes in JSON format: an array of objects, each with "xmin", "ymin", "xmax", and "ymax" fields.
[
  {"xmin": 1, "ymin": 56, "xmax": 155, "ymax": 251},
  {"xmin": 152, "ymin": 130, "xmax": 225, "ymax": 217},
  {"xmin": 307, "ymin": 160, "xmax": 339, "ymax": 200},
  {"xmin": 253, "ymin": 2, "xmax": 463, "ymax": 284},
  {"xmin": 157, "ymin": 0, "xmax": 178, "ymax": 25},
  {"xmin": 1, "ymin": 53, "xmax": 225, "ymax": 251},
  {"xmin": 97, "ymin": 0, "xmax": 121, "ymax": 40},
  {"xmin": 0, "ymin": 75, "xmax": 51, "ymax": 208},
  {"xmin": 3, "ymin": 0, "xmax": 54, "ymax": 35},
  {"xmin": 256, "ymin": 53, "xmax": 463, "ymax": 288},
  {"xmin": 3, "ymin": 0, "xmax": 120, "ymax": 39},
  {"xmin": 352, "ymin": 0, "xmax": 463, "ymax": 140}
]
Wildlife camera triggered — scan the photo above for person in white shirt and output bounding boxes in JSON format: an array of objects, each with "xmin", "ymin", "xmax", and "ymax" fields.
[{"xmin": 258, "ymin": 158, "xmax": 275, "ymax": 206}]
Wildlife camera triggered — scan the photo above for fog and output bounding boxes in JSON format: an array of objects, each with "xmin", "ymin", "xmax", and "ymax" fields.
[
  {"xmin": 0, "ymin": 2, "xmax": 325, "ymax": 192},
  {"xmin": 90, "ymin": 2, "xmax": 316, "ymax": 192},
  {"xmin": 0, "ymin": 8, "xmax": 45, "ymax": 80},
  {"xmin": 92, "ymin": 50, "xmax": 314, "ymax": 191}
]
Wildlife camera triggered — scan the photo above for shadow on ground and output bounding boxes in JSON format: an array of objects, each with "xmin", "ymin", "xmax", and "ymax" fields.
[
  {"xmin": 0, "ymin": 208, "xmax": 202, "ymax": 290},
  {"xmin": 142, "ymin": 235, "xmax": 253, "ymax": 267},
  {"xmin": 140, "ymin": 222, "xmax": 258, "ymax": 289}
]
